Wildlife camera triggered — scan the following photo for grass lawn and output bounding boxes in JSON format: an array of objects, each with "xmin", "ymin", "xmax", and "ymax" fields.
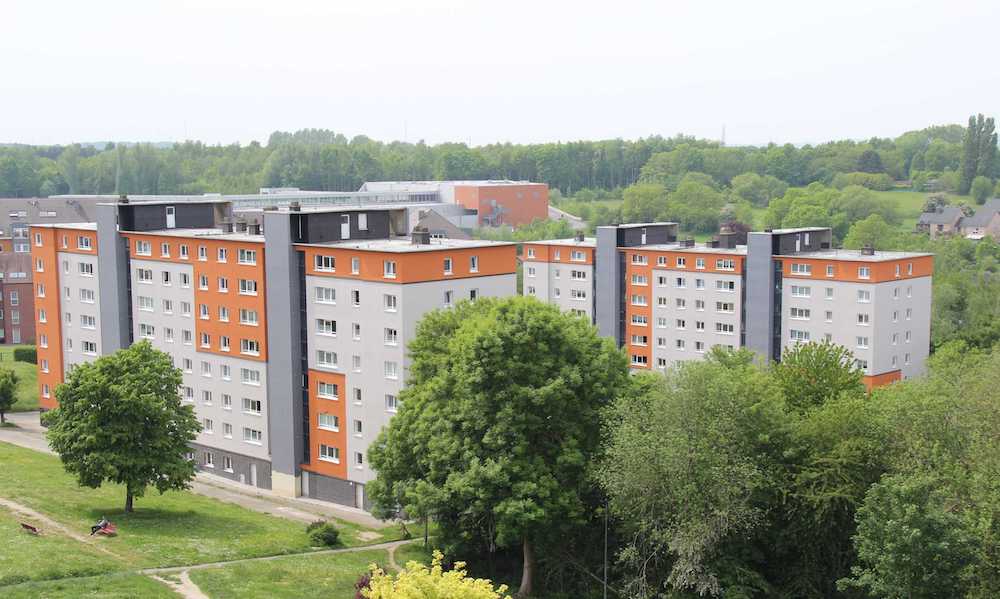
[
  {"xmin": 394, "ymin": 541, "xmax": 435, "ymax": 567},
  {"xmin": 0, "ymin": 442, "xmax": 399, "ymax": 570},
  {"xmin": 0, "ymin": 507, "xmax": 126, "ymax": 586},
  {"xmin": 189, "ymin": 548, "xmax": 386, "ymax": 599},
  {"xmin": 0, "ymin": 345, "xmax": 38, "ymax": 412},
  {"xmin": 554, "ymin": 199, "xmax": 623, "ymax": 218},
  {"xmin": 3, "ymin": 573, "xmax": 177, "ymax": 599}
]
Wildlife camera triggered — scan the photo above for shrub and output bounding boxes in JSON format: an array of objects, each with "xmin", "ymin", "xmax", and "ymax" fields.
[
  {"xmin": 13, "ymin": 347, "xmax": 36, "ymax": 364},
  {"xmin": 364, "ymin": 551, "xmax": 510, "ymax": 598},
  {"xmin": 306, "ymin": 520, "xmax": 340, "ymax": 547},
  {"xmin": 831, "ymin": 171, "xmax": 894, "ymax": 191}
]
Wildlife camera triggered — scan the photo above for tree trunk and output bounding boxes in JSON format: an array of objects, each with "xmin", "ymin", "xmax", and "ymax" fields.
[
  {"xmin": 518, "ymin": 537, "xmax": 535, "ymax": 598},
  {"xmin": 423, "ymin": 516, "xmax": 429, "ymax": 549},
  {"xmin": 124, "ymin": 488, "xmax": 134, "ymax": 513},
  {"xmin": 0, "ymin": 410, "xmax": 6, "ymax": 424}
]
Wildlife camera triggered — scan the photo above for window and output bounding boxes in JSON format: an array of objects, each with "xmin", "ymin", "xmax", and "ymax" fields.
[
  {"xmin": 40, "ymin": 359, "xmax": 49, "ymax": 373},
  {"xmin": 383, "ymin": 294, "xmax": 397, "ymax": 311},
  {"xmin": 384, "ymin": 328, "xmax": 398, "ymax": 345},
  {"xmin": 198, "ymin": 245, "xmax": 207, "ymax": 261},
  {"xmin": 317, "ymin": 350, "xmax": 338, "ymax": 368},
  {"xmin": 218, "ymin": 277, "xmax": 229, "ymax": 292},
  {"xmin": 696, "ymin": 258, "xmax": 705, "ymax": 269},
  {"xmin": 217, "ymin": 247, "xmax": 228, "ymax": 263},
  {"xmin": 857, "ymin": 313, "xmax": 870, "ymax": 325},
  {"xmin": 181, "ymin": 301, "xmax": 192, "ymax": 316},
  {"xmin": 318, "ymin": 413, "xmax": 339, "ymax": 431},
  {"xmin": 791, "ymin": 263, "xmax": 812, "ymax": 275},
  {"xmin": 630, "ymin": 354, "xmax": 648, "ymax": 366},
  {"xmin": 351, "ymin": 290, "xmax": 361, "ymax": 306},
  {"xmin": 630, "ymin": 334, "xmax": 648, "ymax": 346},
  {"xmin": 218, "ymin": 306, "xmax": 229, "ymax": 321},
  {"xmin": 181, "ymin": 273, "xmax": 190, "ymax": 287},
  {"xmin": 160, "ymin": 242, "xmax": 170, "ymax": 257},
  {"xmin": 857, "ymin": 290, "xmax": 871, "ymax": 303},
  {"xmin": 183, "ymin": 329, "xmax": 193, "ymax": 344},
  {"xmin": 39, "ymin": 334, "xmax": 48, "ymax": 348},
  {"xmin": 716, "ymin": 280, "xmax": 736, "ymax": 292},
  {"xmin": 135, "ymin": 240, "xmax": 151, "ymax": 256},
  {"xmin": 553, "ymin": 250, "xmax": 561, "ymax": 260},
  {"xmin": 907, "ymin": 263, "xmax": 913, "ymax": 275},
  {"xmin": 82, "ymin": 341, "xmax": 97, "ymax": 354},
  {"xmin": 526, "ymin": 248, "xmax": 536, "ymax": 259},
  {"xmin": 243, "ymin": 427, "xmax": 263, "ymax": 444},
  {"xmin": 223, "ymin": 454, "xmax": 233, "ymax": 470},
  {"xmin": 351, "ymin": 322, "xmax": 361, "ymax": 340},
  {"xmin": 854, "ymin": 359, "xmax": 869, "ymax": 371},
  {"xmin": 180, "ymin": 244, "xmax": 189, "ymax": 259},
  {"xmin": 202, "ymin": 390, "xmax": 213, "ymax": 404},
  {"xmin": 139, "ymin": 323, "xmax": 154, "ymax": 338},
  {"xmin": 470, "ymin": 255, "xmax": 479, "ymax": 272},
  {"xmin": 78, "ymin": 236, "xmax": 93, "ymax": 250},
  {"xmin": 240, "ymin": 339, "xmax": 260, "ymax": 355},
  {"xmin": 162, "ymin": 270, "xmax": 172, "ymax": 286},
  {"xmin": 825, "ymin": 287, "xmax": 834, "ymax": 300},
  {"xmin": 79, "ymin": 262, "xmax": 95, "ymax": 277},
  {"xmin": 81, "ymin": 314, "xmax": 97, "ymax": 329},
  {"xmin": 856, "ymin": 336, "xmax": 870, "ymax": 349},
  {"xmin": 790, "ymin": 329, "xmax": 810, "ymax": 342},
  {"xmin": 631, "ymin": 254, "xmax": 647, "ymax": 265},
  {"xmin": 858, "ymin": 266, "xmax": 871, "ymax": 279},
  {"xmin": 319, "ymin": 444, "xmax": 340, "ymax": 463},
  {"xmin": 384, "ymin": 260, "xmax": 397, "ymax": 278},
  {"xmin": 222, "ymin": 394, "xmax": 232, "ymax": 409},
  {"xmin": 571, "ymin": 250, "xmax": 586, "ymax": 261},
  {"xmin": 385, "ymin": 394, "xmax": 399, "ymax": 412},
  {"xmin": 318, "ymin": 382, "xmax": 339, "ymax": 399},
  {"xmin": 315, "ymin": 287, "xmax": 335, "ymax": 304},
  {"xmin": 384, "ymin": 361, "xmax": 399, "ymax": 379},
  {"xmin": 825, "ymin": 310, "xmax": 833, "ymax": 322},
  {"xmin": 220, "ymin": 364, "xmax": 231, "ymax": 380},
  {"xmin": 444, "ymin": 290, "xmax": 454, "ymax": 307},
  {"xmin": 36, "ymin": 283, "xmax": 45, "ymax": 298},
  {"xmin": 441, "ymin": 257, "xmax": 453, "ymax": 275},
  {"xmin": 352, "ymin": 354, "xmax": 362, "ymax": 372},
  {"xmin": 631, "ymin": 294, "xmax": 647, "ymax": 306},
  {"xmin": 695, "ymin": 320, "xmax": 705, "ymax": 331},
  {"xmin": 242, "ymin": 397, "xmax": 262, "ymax": 415},
  {"xmin": 571, "ymin": 270, "xmax": 587, "ymax": 280},
  {"xmin": 905, "ymin": 330, "xmax": 912, "ymax": 343},
  {"xmin": 895, "ymin": 264, "xmax": 901, "ymax": 277},
  {"xmin": 675, "ymin": 318, "xmax": 686, "ymax": 329},
  {"xmin": 675, "ymin": 298, "xmax": 687, "ymax": 309},
  {"xmin": 317, "ymin": 318, "xmax": 337, "ymax": 335},
  {"xmin": 239, "ymin": 279, "xmax": 258, "ymax": 295},
  {"xmin": 164, "ymin": 327, "xmax": 174, "ymax": 342},
  {"xmin": 716, "ymin": 259, "xmax": 735, "ymax": 271},
  {"xmin": 631, "ymin": 314, "xmax": 648, "ymax": 326},
  {"xmin": 204, "ymin": 452, "xmax": 214, "ymax": 467},
  {"xmin": 136, "ymin": 268, "xmax": 153, "ymax": 283},
  {"xmin": 906, "ymin": 308, "xmax": 912, "ymax": 320},
  {"xmin": 183, "ymin": 358, "xmax": 193, "ymax": 372},
  {"xmin": 826, "ymin": 265, "xmax": 834, "ymax": 277},
  {"xmin": 200, "ymin": 333, "xmax": 211, "ymax": 347},
  {"xmin": 790, "ymin": 285, "xmax": 811, "ymax": 297},
  {"xmin": 238, "ymin": 249, "xmax": 256, "ymax": 265},
  {"xmin": 240, "ymin": 309, "xmax": 258, "ymax": 325},
  {"xmin": 353, "ymin": 388, "xmax": 362, "ymax": 403},
  {"xmin": 199, "ymin": 304, "xmax": 209, "ymax": 319},
  {"xmin": 138, "ymin": 296, "xmax": 154, "ymax": 311},
  {"xmin": 716, "ymin": 302, "xmax": 735, "ymax": 313},
  {"xmin": 695, "ymin": 278, "xmax": 705, "ymax": 290},
  {"xmin": 675, "ymin": 339, "xmax": 686, "ymax": 350},
  {"xmin": 199, "ymin": 275, "xmax": 208, "ymax": 289},
  {"xmin": 9, "ymin": 291, "xmax": 18, "ymax": 306},
  {"xmin": 675, "ymin": 277, "xmax": 686, "ymax": 288},
  {"xmin": 657, "ymin": 297, "xmax": 668, "ymax": 307},
  {"xmin": 716, "ymin": 323, "xmax": 735, "ymax": 334},
  {"xmin": 315, "ymin": 255, "xmax": 336, "ymax": 271},
  {"xmin": 790, "ymin": 307, "xmax": 810, "ymax": 319},
  {"xmin": 241, "ymin": 368, "xmax": 261, "ymax": 385},
  {"xmin": 675, "ymin": 257, "xmax": 687, "ymax": 267}
]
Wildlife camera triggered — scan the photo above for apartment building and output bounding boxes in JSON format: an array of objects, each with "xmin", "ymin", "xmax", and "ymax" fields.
[
  {"xmin": 521, "ymin": 234, "xmax": 596, "ymax": 322},
  {"xmin": 0, "ymin": 253, "xmax": 34, "ymax": 343},
  {"xmin": 531, "ymin": 223, "xmax": 933, "ymax": 390},
  {"xmin": 32, "ymin": 199, "xmax": 517, "ymax": 509}
]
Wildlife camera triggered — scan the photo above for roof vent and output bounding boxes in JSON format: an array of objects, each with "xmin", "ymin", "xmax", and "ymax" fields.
[
  {"xmin": 861, "ymin": 244, "xmax": 876, "ymax": 256},
  {"xmin": 263, "ymin": 205, "xmax": 278, "ymax": 211},
  {"xmin": 119, "ymin": 193, "xmax": 129, "ymax": 204},
  {"xmin": 679, "ymin": 238, "xmax": 695, "ymax": 248},
  {"xmin": 411, "ymin": 226, "xmax": 431, "ymax": 245},
  {"xmin": 289, "ymin": 201, "xmax": 301, "ymax": 212},
  {"xmin": 575, "ymin": 231, "xmax": 585, "ymax": 242}
]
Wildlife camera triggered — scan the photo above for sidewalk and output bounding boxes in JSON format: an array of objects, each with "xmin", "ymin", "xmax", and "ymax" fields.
[{"xmin": 0, "ymin": 411, "xmax": 385, "ymax": 528}]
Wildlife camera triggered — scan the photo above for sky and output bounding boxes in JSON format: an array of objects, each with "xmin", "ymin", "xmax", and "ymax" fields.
[{"xmin": 2, "ymin": 0, "xmax": 998, "ymax": 148}]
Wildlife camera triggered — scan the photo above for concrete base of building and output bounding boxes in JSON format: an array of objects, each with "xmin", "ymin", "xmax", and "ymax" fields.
[
  {"xmin": 270, "ymin": 471, "xmax": 300, "ymax": 498},
  {"xmin": 301, "ymin": 470, "xmax": 369, "ymax": 510},
  {"xmin": 191, "ymin": 443, "xmax": 272, "ymax": 490}
]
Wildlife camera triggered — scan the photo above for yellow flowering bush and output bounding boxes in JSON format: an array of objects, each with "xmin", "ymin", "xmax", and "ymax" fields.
[{"xmin": 363, "ymin": 550, "xmax": 511, "ymax": 599}]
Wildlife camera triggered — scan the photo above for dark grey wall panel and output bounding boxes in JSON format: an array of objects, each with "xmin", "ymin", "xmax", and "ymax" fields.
[{"xmin": 96, "ymin": 204, "xmax": 131, "ymax": 352}]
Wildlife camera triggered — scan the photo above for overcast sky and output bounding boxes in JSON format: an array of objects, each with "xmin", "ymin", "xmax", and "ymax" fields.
[{"xmin": 3, "ymin": 0, "xmax": 998, "ymax": 147}]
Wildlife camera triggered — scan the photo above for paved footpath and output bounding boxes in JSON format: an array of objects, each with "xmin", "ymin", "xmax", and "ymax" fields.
[{"xmin": 0, "ymin": 411, "xmax": 384, "ymax": 528}]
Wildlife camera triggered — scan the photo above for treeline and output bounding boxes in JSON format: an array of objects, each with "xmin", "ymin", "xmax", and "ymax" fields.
[{"xmin": 0, "ymin": 121, "xmax": 988, "ymax": 198}]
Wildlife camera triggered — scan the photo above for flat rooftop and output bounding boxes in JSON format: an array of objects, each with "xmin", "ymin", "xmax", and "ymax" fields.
[
  {"xmin": 631, "ymin": 242, "xmax": 747, "ymax": 255},
  {"xmin": 30, "ymin": 222, "xmax": 97, "ymax": 231},
  {"xmin": 778, "ymin": 249, "xmax": 934, "ymax": 262},
  {"xmin": 527, "ymin": 237, "xmax": 596, "ymax": 247},
  {"xmin": 122, "ymin": 228, "xmax": 265, "ymax": 243},
  {"xmin": 298, "ymin": 237, "xmax": 515, "ymax": 253}
]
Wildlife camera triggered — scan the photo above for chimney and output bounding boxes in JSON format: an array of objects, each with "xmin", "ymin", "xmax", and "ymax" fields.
[
  {"xmin": 575, "ymin": 231, "xmax": 585, "ymax": 242},
  {"xmin": 248, "ymin": 223, "xmax": 262, "ymax": 235},
  {"xmin": 119, "ymin": 193, "xmax": 129, "ymax": 204},
  {"xmin": 220, "ymin": 220, "xmax": 234, "ymax": 233},
  {"xmin": 411, "ymin": 226, "xmax": 431, "ymax": 245},
  {"xmin": 234, "ymin": 218, "xmax": 248, "ymax": 232},
  {"xmin": 289, "ymin": 201, "xmax": 301, "ymax": 212},
  {"xmin": 861, "ymin": 244, "xmax": 875, "ymax": 256}
]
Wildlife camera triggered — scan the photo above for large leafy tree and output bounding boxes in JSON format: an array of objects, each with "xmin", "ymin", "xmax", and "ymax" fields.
[
  {"xmin": 367, "ymin": 297, "xmax": 627, "ymax": 597},
  {"xmin": 774, "ymin": 340, "xmax": 865, "ymax": 412},
  {"xmin": 0, "ymin": 368, "xmax": 18, "ymax": 424},
  {"xmin": 43, "ymin": 341, "xmax": 200, "ymax": 512}
]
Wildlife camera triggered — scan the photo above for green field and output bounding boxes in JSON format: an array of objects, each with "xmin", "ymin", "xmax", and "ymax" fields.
[
  {"xmin": 3, "ymin": 573, "xmax": 178, "ymax": 599},
  {"xmin": 189, "ymin": 549, "xmax": 385, "ymax": 599},
  {"xmin": 0, "ymin": 345, "xmax": 38, "ymax": 413},
  {"xmin": 0, "ymin": 442, "xmax": 400, "ymax": 567}
]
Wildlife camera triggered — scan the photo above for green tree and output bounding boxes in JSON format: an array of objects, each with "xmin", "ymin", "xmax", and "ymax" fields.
[
  {"xmin": 0, "ymin": 368, "xmax": 18, "ymax": 424},
  {"xmin": 971, "ymin": 175, "xmax": 993, "ymax": 204},
  {"xmin": 960, "ymin": 114, "xmax": 997, "ymax": 194},
  {"xmin": 621, "ymin": 182, "xmax": 667, "ymax": 223},
  {"xmin": 856, "ymin": 149, "xmax": 884, "ymax": 173},
  {"xmin": 774, "ymin": 341, "xmax": 864, "ymax": 412},
  {"xmin": 367, "ymin": 297, "xmax": 627, "ymax": 597},
  {"xmin": 843, "ymin": 214, "xmax": 900, "ymax": 250},
  {"xmin": 43, "ymin": 341, "xmax": 200, "ymax": 512},
  {"xmin": 730, "ymin": 172, "xmax": 787, "ymax": 207}
]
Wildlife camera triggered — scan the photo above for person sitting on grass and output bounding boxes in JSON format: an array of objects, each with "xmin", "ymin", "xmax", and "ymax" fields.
[{"xmin": 90, "ymin": 516, "xmax": 109, "ymax": 536}]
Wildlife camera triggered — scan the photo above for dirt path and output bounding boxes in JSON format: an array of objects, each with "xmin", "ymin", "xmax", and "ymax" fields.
[
  {"xmin": 0, "ymin": 497, "xmax": 127, "ymax": 561},
  {"xmin": 148, "ymin": 571, "xmax": 211, "ymax": 599}
]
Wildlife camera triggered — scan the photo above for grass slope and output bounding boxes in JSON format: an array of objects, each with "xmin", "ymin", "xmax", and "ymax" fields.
[
  {"xmin": 189, "ymin": 549, "xmax": 386, "ymax": 599},
  {"xmin": 0, "ymin": 508, "xmax": 125, "ymax": 586},
  {"xmin": 0, "ymin": 345, "xmax": 38, "ymax": 412},
  {"xmin": 3, "ymin": 573, "xmax": 177, "ymax": 598},
  {"xmin": 0, "ymin": 442, "xmax": 396, "ymax": 569}
]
